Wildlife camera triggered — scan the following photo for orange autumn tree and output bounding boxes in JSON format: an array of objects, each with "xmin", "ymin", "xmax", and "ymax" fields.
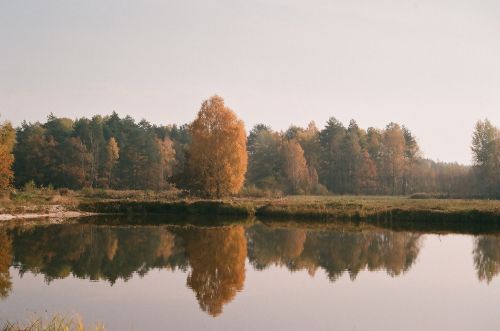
[
  {"xmin": 0, "ymin": 121, "xmax": 16, "ymax": 190},
  {"xmin": 282, "ymin": 139, "xmax": 311, "ymax": 194},
  {"xmin": 188, "ymin": 95, "xmax": 247, "ymax": 198}
]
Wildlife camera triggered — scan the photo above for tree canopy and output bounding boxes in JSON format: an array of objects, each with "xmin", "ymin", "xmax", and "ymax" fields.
[
  {"xmin": 3, "ymin": 100, "xmax": 497, "ymax": 198},
  {"xmin": 187, "ymin": 95, "xmax": 248, "ymax": 197},
  {"xmin": 0, "ymin": 121, "xmax": 15, "ymax": 189}
]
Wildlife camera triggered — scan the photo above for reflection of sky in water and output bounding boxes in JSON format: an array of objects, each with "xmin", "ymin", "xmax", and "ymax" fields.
[{"xmin": 0, "ymin": 225, "xmax": 500, "ymax": 330}]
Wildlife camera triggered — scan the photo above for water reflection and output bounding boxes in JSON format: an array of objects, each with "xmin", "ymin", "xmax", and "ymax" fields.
[
  {"xmin": 247, "ymin": 224, "xmax": 422, "ymax": 280},
  {"xmin": 0, "ymin": 230, "xmax": 12, "ymax": 298},
  {"xmin": 1, "ymin": 221, "xmax": 500, "ymax": 317},
  {"xmin": 6, "ymin": 223, "xmax": 248, "ymax": 316},
  {"xmin": 473, "ymin": 235, "xmax": 500, "ymax": 283},
  {"xmin": 10, "ymin": 225, "xmax": 187, "ymax": 283},
  {"xmin": 184, "ymin": 226, "xmax": 246, "ymax": 316}
]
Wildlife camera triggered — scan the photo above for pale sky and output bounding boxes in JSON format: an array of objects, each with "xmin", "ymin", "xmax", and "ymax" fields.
[{"xmin": 1, "ymin": 0, "xmax": 499, "ymax": 164}]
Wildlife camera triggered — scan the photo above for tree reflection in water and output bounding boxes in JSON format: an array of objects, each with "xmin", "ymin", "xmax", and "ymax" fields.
[
  {"xmin": 473, "ymin": 235, "xmax": 500, "ymax": 283},
  {"xmin": 10, "ymin": 225, "xmax": 187, "ymax": 283},
  {"xmin": 184, "ymin": 226, "xmax": 246, "ymax": 316},
  {"xmin": 3, "ymin": 221, "xmax": 500, "ymax": 315},
  {"xmin": 247, "ymin": 224, "xmax": 422, "ymax": 280},
  {"xmin": 0, "ymin": 229, "xmax": 12, "ymax": 298}
]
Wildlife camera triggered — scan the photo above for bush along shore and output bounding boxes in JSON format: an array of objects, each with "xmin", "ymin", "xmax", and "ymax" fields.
[{"xmin": 78, "ymin": 200, "xmax": 254, "ymax": 217}]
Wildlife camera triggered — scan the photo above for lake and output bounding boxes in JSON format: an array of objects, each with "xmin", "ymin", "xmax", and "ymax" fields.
[{"xmin": 0, "ymin": 218, "xmax": 499, "ymax": 330}]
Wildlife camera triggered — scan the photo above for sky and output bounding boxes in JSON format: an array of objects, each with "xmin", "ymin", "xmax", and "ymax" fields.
[{"xmin": 0, "ymin": 0, "xmax": 499, "ymax": 164}]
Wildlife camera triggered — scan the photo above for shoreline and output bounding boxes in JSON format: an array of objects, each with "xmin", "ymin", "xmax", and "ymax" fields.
[
  {"xmin": 1, "ymin": 196, "xmax": 500, "ymax": 224},
  {"xmin": 78, "ymin": 197, "xmax": 500, "ymax": 223},
  {"xmin": 0, "ymin": 204, "xmax": 96, "ymax": 222},
  {"xmin": 0, "ymin": 210, "xmax": 95, "ymax": 221}
]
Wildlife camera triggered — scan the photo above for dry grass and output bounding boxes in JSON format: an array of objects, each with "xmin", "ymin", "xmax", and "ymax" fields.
[
  {"xmin": 254, "ymin": 195, "xmax": 500, "ymax": 222},
  {"xmin": 267, "ymin": 195, "xmax": 500, "ymax": 212},
  {"xmin": 1, "ymin": 314, "xmax": 104, "ymax": 331},
  {"xmin": 0, "ymin": 190, "xmax": 79, "ymax": 215},
  {"xmin": 79, "ymin": 188, "xmax": 183, "ymax": 201},
  {"xmin": 0, "ymin": 188, "xmax": 183, "ymax": 215},
  {"xmin": 78, "ymin": 194, "xmax": 500, "ymax": 223},
  {"xmin": 2, "ymin": 188, "xmax": 500, "ymax": 223}
]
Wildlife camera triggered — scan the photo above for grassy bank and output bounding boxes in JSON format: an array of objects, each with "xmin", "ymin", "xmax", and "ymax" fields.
[
  {"xmin": 255, "ymin": 196, "xmax": 500, "ymax": 222},
  {"xmin": 79, "ymin": 200, "xmax": 254, "ymax": 217},
  {"xmin": 0, "ymin": 188, "xmax": 180, "ymax": 215},
  {"xmin": 1, "ymin": 189, "xmax": 500, "ymax": 224},
  {"xmin": 78, "ymin": 194, "xmax": 500, "ymax": 224}
]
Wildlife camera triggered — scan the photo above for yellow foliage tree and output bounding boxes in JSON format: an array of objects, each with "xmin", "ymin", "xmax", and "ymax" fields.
[
  {"xmin": 0, "ymin": 121, "xmax": 16, "ymax": 189},
  {"xmin": 381, "ymin": 123, "xmax": 406, "ymax": 194},
  {"xmin": 188, "ymin": 95, "xmax": 247, "ymax": 198},
  {"xmin": 282, "ymin": 139, "xmax": 311, "ymax": 194},
  {"xmin": 155, "ymin": 137, "xmax": 176, "ymax": 190}
]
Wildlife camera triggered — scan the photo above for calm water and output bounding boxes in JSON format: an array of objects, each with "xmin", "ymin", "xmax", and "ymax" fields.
[{"xmin": 0, "ymin": 218, "xmax": 500, "ymax": 330}]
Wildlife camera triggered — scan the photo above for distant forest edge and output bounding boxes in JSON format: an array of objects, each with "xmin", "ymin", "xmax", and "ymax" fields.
[{"xmin": 0, "ymin": 95, "xmax": 499, "ymax": 199}]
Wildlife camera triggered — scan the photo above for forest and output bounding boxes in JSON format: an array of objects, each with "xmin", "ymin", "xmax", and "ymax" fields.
[{"xmin": 0, "ymin": 96, "xmax": 499, "ymax": 198}]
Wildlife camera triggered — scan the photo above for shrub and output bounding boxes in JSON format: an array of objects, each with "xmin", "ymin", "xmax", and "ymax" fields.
[
  {"xmin": 240, "ymin": 185, "xmax": 283, "ymax": 198},
  {"xmin": 58, "ymin": 188, "xmax": 71, "ymax": 196},
  {"xmin": 23, "ymin": 180, "xmax": 36, "ymax": 193},
  {"xmin": 409, "ymin": 193, "xmax": 448, "ymax": 199}
]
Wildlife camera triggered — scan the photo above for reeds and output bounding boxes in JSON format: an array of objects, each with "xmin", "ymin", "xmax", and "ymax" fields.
[{"xmin": 1, "ymin": 314, "xmax": 105, "ymax": 331}]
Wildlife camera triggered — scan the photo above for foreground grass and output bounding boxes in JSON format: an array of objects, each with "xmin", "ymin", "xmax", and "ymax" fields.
[{"xmin": 1, "ymin": 314, "xmax": 104, "ymax": 331}]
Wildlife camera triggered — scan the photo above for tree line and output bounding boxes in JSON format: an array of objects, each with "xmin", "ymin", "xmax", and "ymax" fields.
[
  {"xmin": 471, "ymin": 120, "xmax": 500, "ymax": 198},
  {"xmin": 0, "ymin": 95, "xmax": 498, "ymax": 198},
  {"xmin": 247, "ymin": 119, "xmax": 473, "ymax": 196}
]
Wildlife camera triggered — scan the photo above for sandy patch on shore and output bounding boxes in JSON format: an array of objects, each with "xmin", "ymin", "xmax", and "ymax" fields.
[{"xmin": 0, "ymin": 205, "xmax": 94, "ymax": 221}]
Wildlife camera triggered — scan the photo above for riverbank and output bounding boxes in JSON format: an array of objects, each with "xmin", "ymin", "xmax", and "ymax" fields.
[
  {"xmin": 1, "ymin": 190, "xmax": 500, "ymax": 224},
  {"xmin": 254, "ymin": 196, "xmax": 500, "ymax": 222},
  {"xmin": 79, "ymin": 195, "xmax": 500, "ymax": 224}
]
